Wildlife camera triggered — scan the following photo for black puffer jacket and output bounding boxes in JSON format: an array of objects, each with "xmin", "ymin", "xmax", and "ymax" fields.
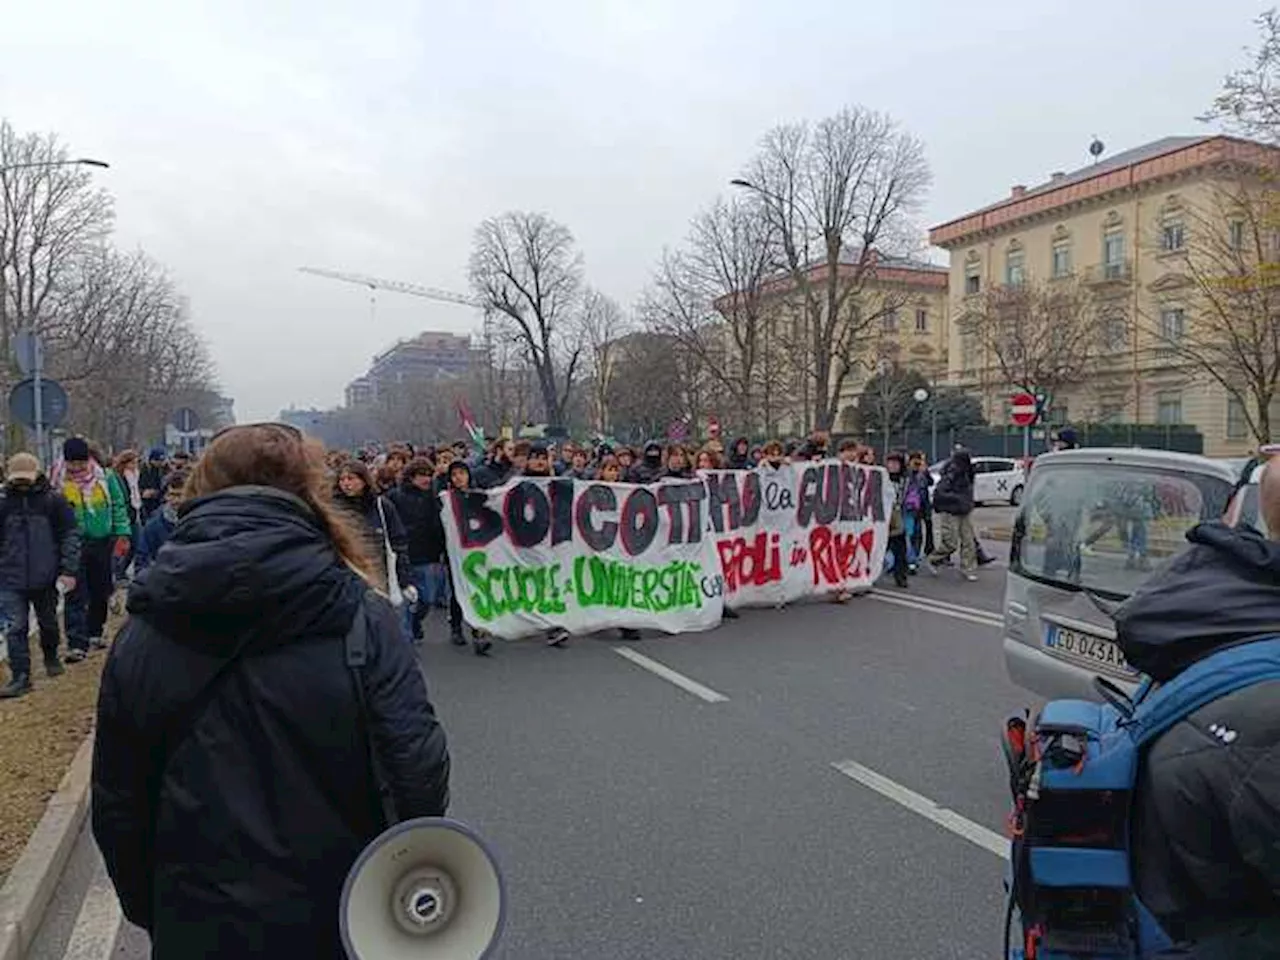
[
  {"xmin": 91, "ymin": 487, "xmax": 450, "ymax": 959},
  {"xmin": 387, "ymin": 480, "xmax": 446, "ymax": 565},
  {"xmin": 930, "ymin": 455, "xmax": 974, "ymax": 516},
  {"xmin": 1116, "ymin": 521, "xmax": 1280, "ymax": 958},
  {"xmin": 0, "ymin": 478, "xmax": 80, "ymax": 591}
]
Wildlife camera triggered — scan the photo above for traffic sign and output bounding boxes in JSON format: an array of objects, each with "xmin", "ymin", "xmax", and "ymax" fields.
[
  {"xmin": 1010, "ymin": 391, "xmax": 1038, "ymax": 427},
  {"xmin": 171, "ymin": 407, "xmax": 199, "ymax": 433},
  {"xmin": 13, "ymin": 331, "xmax": 43, "ymax": 376},
  {"xmin": 9, "ymin": 378, "xmax": 69, "ymax": 430},
  {"xmin": 668, "ymin": 419, "xmax": 688, "ymax": 441}
]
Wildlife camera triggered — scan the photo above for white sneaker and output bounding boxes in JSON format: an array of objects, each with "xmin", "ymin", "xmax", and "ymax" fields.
[{"xmin": 963, "ymin": 573, "xmax": 978, "ymax": 582}]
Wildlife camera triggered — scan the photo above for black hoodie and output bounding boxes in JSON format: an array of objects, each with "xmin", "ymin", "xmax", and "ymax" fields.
[
  {"xmin": 1115, "ymin": 521, "xmax": 1280, "ymax": 955},
  {"xmin": 728, "ymin": 437, "xmax": 751, "ymax": 471},
  {"xmin": 627, "ymin": 442, "xmax": 665, "ymax": 484},
  {"xmin": 92, "ymin": 487, "xmax": 449, "ymax": 959}
]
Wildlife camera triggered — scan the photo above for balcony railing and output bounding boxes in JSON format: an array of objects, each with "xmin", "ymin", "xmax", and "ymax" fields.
[{"xmin": 1083, "ymin": 259, "xmax": 1134, "ymax": 285}]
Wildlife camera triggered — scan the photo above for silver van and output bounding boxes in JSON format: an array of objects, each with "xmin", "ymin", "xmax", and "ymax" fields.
[{"xmin": 1003, "ymin": 448, "xmax": 1240, "ymax": 701}]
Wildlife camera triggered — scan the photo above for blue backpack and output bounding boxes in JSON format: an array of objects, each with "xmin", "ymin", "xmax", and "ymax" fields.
[{"xmin": 1002, "ymin": 635, "xmax": 1280, "ymax": 959}]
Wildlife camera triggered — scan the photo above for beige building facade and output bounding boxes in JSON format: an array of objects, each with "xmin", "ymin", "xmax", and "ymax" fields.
[{"xmin": 929, "ymin": 135, "xmax": 1279, "ymax": 456}]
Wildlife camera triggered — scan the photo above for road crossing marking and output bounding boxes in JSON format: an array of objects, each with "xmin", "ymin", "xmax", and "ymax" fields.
[
  {"xmin": 867, "ymin": 590, "xmax": 1004, "ymax": 628},
  {"xmin": 831, "ymin": 759, "xmax": 1009, "ymax": 859},
  {"xmin": 612, "ymin": 647, "xmax": 729, "ymax": 703},
  {"xmin": 62, "ymin": 857, "xmax": 123, "ymax": 960}
]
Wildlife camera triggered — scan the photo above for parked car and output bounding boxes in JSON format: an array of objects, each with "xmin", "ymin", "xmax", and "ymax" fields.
[
  {"xmin": 1001, "ymin": 448, "xmax": 1240, "ymax": 701},
  {"xmin": 930, "ymin": 456, "xmax": 1026, "ymax": 506}
]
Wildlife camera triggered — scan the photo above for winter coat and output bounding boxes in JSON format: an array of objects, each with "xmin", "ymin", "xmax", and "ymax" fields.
[
  {"xmin": 472, "ymin": 457, "xmax": 513, "ymax": 490},
  {"xmin": 91, "ymin": 487, "xmax": 450, "ymax": 959},
  {"xmin": 333, "ymin": 491, "xmax": 413, "ymax": 590},
  {"xmin": 386, "ymin": 480, "xmax": 446, "ymax": 565},
  {"xmin": 0, "ymin": 478, "xmax": 81, "ymax": 592},
  {"xmin": 60, "ymin": 464, "xmax": 132, "ymax": 541},
  {"xmin": 1115, "ymin": 521, "xmax": 1280, "ymax": 956},
  {"xmin": 930, "ymin": 460, "xmax": 974, "ymax": 516},
  {"xmin": 134, "ymin": 509, "xmax": 177, "ymax": 574},
  {"xmin": 727, "ymin": 438, "xmax": 751, "ymax": 470},
  {"xmin": 138, "ymin": 462, "xmax": 166, "ymax": 516},
  {"xmin": 886, "ymin": 474, "xmax": 906, "ymax": 536}
]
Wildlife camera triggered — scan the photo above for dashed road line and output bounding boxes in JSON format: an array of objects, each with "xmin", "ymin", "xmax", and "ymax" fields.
[{"xmin": 612, "ymin": 647, "xmax": 729, "ymax": 703}]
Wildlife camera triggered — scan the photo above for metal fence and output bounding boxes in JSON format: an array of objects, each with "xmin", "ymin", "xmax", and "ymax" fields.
[{"xmin": 855, "ymin": 423, "xmax": 1205, "ymax": 463}]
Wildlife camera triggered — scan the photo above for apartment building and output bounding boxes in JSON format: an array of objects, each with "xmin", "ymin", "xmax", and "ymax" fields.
[{"xmin": 930, "ymin": 134, "xmax": 1280, "ymax": 455}]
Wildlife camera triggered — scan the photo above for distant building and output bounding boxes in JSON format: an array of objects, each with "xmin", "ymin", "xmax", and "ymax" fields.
[
  {"xmin": 344, "ymin": 330, "xmax": 480, "ymax": 408},
  {"xmin": 345, "ymin": 376, "xmax": 375, "ymax": 409},
  {"xmin": 279, "ymin": 407, "xmax": 332, "ymax": 433},
  {"xmin": 211, "ymin": 395, "xmax": 236, "ymax": 430}
]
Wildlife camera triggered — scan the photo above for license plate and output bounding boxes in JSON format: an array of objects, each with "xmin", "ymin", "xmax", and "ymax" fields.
[{"xmin": 1044, "ymin": 625, "xmax": 1139, "ymax": 677}]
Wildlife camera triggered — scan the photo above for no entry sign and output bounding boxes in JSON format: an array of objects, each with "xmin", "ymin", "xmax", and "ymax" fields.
[{"xmin": 1010, "ymin": 391, "xmax": 1038, "ymax": 426}]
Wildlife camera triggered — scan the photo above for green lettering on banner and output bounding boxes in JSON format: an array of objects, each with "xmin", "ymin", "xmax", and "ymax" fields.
[
  {"xmin": 574, "ymin": 555, "xmax": 704, "ymax": 613},
  {"xmin": 462, "ymin": 552, "xmax": 567, "ymax": 621}
]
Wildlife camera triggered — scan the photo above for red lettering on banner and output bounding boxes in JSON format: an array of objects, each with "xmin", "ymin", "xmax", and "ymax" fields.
[
  {"xmin": 715, "ymin": 532, "xmax": 783, "ymax": 592},
  {"xmin": 808, "ymin": 526, "xmax": 878, "ymax": 587}
]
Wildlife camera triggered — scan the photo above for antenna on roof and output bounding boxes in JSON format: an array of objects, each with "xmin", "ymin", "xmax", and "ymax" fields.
[{"xmin": 1089, "ymin": 136, "xmax": 1105, "ymax": 164}]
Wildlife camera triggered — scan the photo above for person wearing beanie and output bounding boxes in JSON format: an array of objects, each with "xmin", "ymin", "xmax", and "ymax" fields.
[
  {"xmin": 135, "ymin": 471, "xmax": 188, "ymax": 576},
  {"xmin": 138, "ymin": 447, "xmax": 168, "ymax": 522},
  {"xmin": 58, "ymin": 437, "xmax": 132, "ymax": 662},
  {"xmin": 0, "ymin": 453, "xmax": 81, "ymax": 698}
]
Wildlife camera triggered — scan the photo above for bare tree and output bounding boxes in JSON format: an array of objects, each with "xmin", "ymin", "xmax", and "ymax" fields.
[
  {"xmin": 1142, "ymin": 172, "xmax": 1280, "ymax": 443},
  {"xmin": 579, "ymin": 287, "xmax": 629, "ymax": 434},
  {"xmin": 643, "ymin": 195, "xmax": 775, "ymax": 435},
  {"xmin": 966, "ymin": 278, "xmax": 1103, "ymax": 406},
  {"xmin": 604, "ymin": 332, "xmax": 690, "ymax": 444},
  {"xmin": 1201, "ymin": 9, "xmax": 1280, "ymax": 144},
  {"xmin": 468, "ymin": 211, "xmax": 585, "ymax": 431},
  {"xmin": 741, "ymin": 105, "xmax": 931, "ymax": 431}
]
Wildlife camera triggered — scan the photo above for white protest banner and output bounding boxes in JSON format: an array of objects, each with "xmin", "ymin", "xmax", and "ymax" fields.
[
  {"xmin": 701, "ymin": 460, "xmax": 894, "ymax": 608},
  {"xmin": 441, "ymin": 477, "xmax": 725, "ymax": 640}
]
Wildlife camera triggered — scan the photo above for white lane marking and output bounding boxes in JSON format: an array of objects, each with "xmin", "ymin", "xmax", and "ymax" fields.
[
  {"xmin": 831, "ymin": 759, "xmax": 1009, "ymax": 859},
  {"xmin": 868, "ymin": 591, "xmax": 1004, "ymax": 628},
  {"xmin": 612, "ymin": 647, "xmax": 729, "ymax": 703},
  {"xmin": 870, "ymin": 588, "xmax": 1001, "ymax": 621},
  {"xmin": 62, "ymin": 857, "xmax": 124, "ymax": 960}
]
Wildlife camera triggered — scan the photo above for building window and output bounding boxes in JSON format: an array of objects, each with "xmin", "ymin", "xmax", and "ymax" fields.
[
  {"xmin": 1103, "ymin": 231, "xmax": 1126, "ymax": 276},
  {"xmin": 1005, "ymin": 249, "xmax": 1026, "ymax": 287},
  {"xmin": 1229, "ymin": 220, "xmax": 1246, "ymax": 252},
  {"xmin": 1156, "ymin": 391, "xmax": 1184, "ymax": 425},
  {"xmin": 915, "ymin": 308, "xmax": 928, "ymax": 333},
  {"xmin": 1227, "ymin": 396, "xmax": 1248, "ymax": 440},
  {"xmin": 1101, "ymin": 315, "xmax": 1128, "ymax": 351},
  {"xmin": 1161, "ymin": 220, "xmax": 1185, "ymax": 252},
  {"xmin": 882, "ymin": 309, "xmax": 898, "ymax": 333},
  {"xmin": 1051, "ymin": 241, "xmax": 1072, "ymax": 278},
  {"xmin": 1159, "ymin": 307, "xmax": 1186, "ymax": 346},
  {"xmin": 964, "ymin": 260, "xmax": 981, "ymax": 295},
  {"xmin": 1098, "ymin": 401, "xmax": 1125, "ymax": 424}
]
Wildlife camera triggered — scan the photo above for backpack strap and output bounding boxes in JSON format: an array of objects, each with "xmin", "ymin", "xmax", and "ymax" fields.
[
  {"xmin": 1128, "ymin": 635, "xmax": 1280, "ymax": 747},
  {"xmin": 344, "ymin": 590, "xmax": 399, "ymax": 828}
]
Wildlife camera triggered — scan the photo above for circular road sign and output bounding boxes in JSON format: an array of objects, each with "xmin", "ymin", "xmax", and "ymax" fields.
[
  {"xmin": 1010, "ymin": 391, "xmax": 1038, "ymax": 427},
  {"xmin": 8, "ymin": 378, "xmax": 70, "ymax": 430}
]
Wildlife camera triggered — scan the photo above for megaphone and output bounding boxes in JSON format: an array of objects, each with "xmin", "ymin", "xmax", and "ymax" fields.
[{"xmin": 340, "ymin": 818, "xmax": 505, "ymax": 959}]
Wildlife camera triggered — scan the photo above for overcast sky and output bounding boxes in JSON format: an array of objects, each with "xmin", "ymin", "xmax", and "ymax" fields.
[{"xmin": 0, "ymin": 0, "xmax": 1261, "ymax": 420}]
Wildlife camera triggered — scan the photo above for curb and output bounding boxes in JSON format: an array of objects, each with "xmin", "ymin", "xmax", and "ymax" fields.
[{"xmin": 0, "ymin": 729, "xmax": 94, "ymax": 960}]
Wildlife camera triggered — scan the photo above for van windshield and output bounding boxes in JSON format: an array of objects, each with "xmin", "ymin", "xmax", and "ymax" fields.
[{"xmin": 1010, "ymin": 463, "xmax": 1234, "ymax": 600}]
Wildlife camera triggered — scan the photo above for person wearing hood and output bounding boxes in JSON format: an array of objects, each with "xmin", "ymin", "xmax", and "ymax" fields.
[
  {"xmin": 728, "ymin": 437, "xmax": 751, "ymax": 470},
  {"xmin": 922, "ymin": 448, "xmax": 977, "ymax": 581},
  {"xmin": 627, "ymin": 441, "xmax": 666, "ymax": 484},
  {"xmin": 91, "ymin": 424, "xmax": 450, "ymax": 958},
  {"xmin": 134, "ymin": 471, "xmax": 189, "ymax": 576},
  {"xmin": 57, "ymin": 437, "xmax": 132, "ymax": 661},
  {"xmin": 0, "ymin": 454, "xmax": 80, "ymax": 698},
  {"xmin": 1108, "ymin": 458, "xmax": 1280, "ymax": 958},
  {"xmin": 333, "ymin": 460, "xmax": 414, "ymax": 614}
]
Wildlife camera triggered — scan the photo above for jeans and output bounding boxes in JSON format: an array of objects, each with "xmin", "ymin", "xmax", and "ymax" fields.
[
  {"xmin": 403, "ymin": 564, "xmax": 432, "ymax": 639},
  {"xmin": 0, "ymin": 587, "xmax": 60, "ymax": 677},
  {"xmin": 427, "ymin": 562, "xmax": 449, "ymax": 607},
  {"xmin": 886, "ymin": 534, "xmax": 909, "ymax": 585},
  {"xmin": 66, "ymin": 538, "xmax": 115, "ymax": 651}
]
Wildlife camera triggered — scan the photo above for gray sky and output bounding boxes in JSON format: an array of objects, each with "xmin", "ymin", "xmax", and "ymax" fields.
[{"xmin": 1, "ymin": 0, "xmax": 1260, "ymax": 420}]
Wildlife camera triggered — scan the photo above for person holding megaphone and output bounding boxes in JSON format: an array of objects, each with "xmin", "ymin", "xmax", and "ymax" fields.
[{"xmin": 91, "ymin": 423, "xmax": 452, "ymax": 960}]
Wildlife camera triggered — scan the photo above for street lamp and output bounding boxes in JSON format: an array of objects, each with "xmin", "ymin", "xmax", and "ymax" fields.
[{"xmin": 0, "ymin": 157, "xmax": 110, "ymax": 174}]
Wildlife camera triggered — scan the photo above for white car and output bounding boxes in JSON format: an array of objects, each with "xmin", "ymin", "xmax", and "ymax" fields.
[{"xmin": 930, "ymin": 456, "xmax": 1026, "ymax": 506}]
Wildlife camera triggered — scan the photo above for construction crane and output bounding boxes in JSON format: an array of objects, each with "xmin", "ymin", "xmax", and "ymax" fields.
[{"xmin": 297, "ymin": 266, "xmax": 481, "ymax": 310}]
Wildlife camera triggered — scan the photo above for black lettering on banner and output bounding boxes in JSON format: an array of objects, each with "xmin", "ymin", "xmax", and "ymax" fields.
[
  {"xmin": 796, "ymin": 467, "xmax": 819, "ymax": 527},
  {"xmin": 814, "ymin": 463, "xmax": 841, "ymax": 525},
  {"xmin": 619, "ymin": 487, "xmax": 659, "ymax": 556},
  {"xmin": 574, "ymin": 483, "xmax": 619, "ymax": 552},
  {"xmin": 862, "ymin": 467, "xmax": 886, "ymax": 523},
  {"xmin": 657, "ymin": 482, "xmax": 707, "ymax": 545},
  {"xmin": 549, "ymin": 478, "xmax": 575, "ymax": 546},
  {"xmin": 503, "ymin": 481, "xmax": 550, "ymax": 548},
  {"xmin": 838, "ymin": 463, "xmax": 859, "ymax": 521},
  {"xmin": 739, "ymin": 471, "xmax": 762, "ymax": 526},
  {"xmin": 704, "ymin": 472, "xmax": 740, "ymax": 533},
  {"xmin": 451, "ymin": 489, "xmax": 503, "ymax": 549},
  {"xmin": 764, "ymin": 477, "xmax": 794, "ymax": 512}
]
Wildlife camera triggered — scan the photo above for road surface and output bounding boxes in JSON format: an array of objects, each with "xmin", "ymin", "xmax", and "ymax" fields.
[{"xmin": 28, "ymin": 536, "xmax": 1028, "ymax": 960}]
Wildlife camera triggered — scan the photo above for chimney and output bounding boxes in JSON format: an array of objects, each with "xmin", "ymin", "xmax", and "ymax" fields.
[
  {"xmin": 1050, "ymin": 171, "xmax": 1066, "ymax": 181},
  {"xmin": 1011, "ymin": 184, "xmax": 1027, "ymax": 198}
]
